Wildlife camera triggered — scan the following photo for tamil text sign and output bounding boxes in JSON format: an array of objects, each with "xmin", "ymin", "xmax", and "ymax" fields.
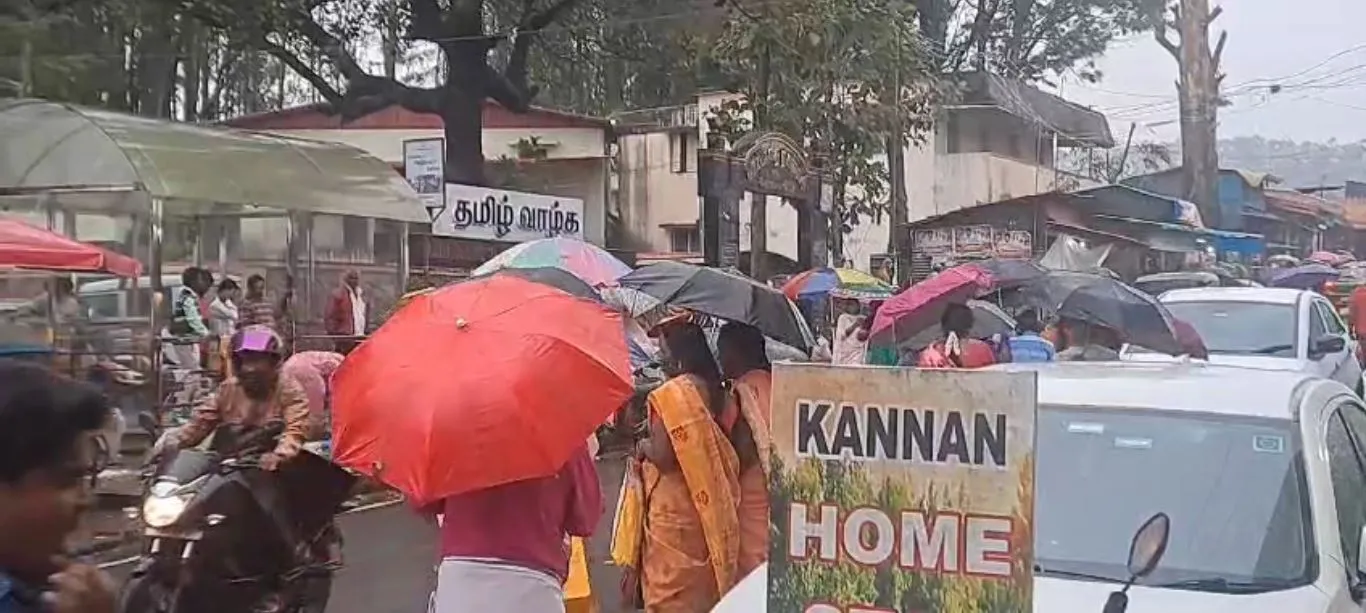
[
  {"xmin": 431, "ymin": 184, "xmax": 584, "ymax": 243},
  {"xmin": 768, "ymin": 363, "xmax": 1038, "ymax": 613}
]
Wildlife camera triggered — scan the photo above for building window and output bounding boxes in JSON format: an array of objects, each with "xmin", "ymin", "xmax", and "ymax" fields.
[
  {"xmin": 670, "ymin": 132, "xmax": 692, "ymax": 173},
  {"xmin": 666, "ymin": 226, "xmax": 700, "ymax": 253}
]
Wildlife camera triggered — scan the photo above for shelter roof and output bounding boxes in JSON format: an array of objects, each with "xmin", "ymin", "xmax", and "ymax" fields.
[{"xmin": 0, "ymin": 99, "xmax": 429, "ymax": 222}]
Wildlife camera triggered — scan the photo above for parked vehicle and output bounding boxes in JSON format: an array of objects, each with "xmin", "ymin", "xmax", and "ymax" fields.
[
  {"xmin": 1127, "ymin": 286, "xmax": 1363, "ymax": 392},
  {"xmin": 1323, "ymin": 262, "xmax": 1366, "ymax": 325},
  {"xmin": 118, "ymin": 420, "xmax": 355, "ymax": 613},
  {"xmin": 714, "ymin": 361, "xmax": 1362, "ymax": 612}
]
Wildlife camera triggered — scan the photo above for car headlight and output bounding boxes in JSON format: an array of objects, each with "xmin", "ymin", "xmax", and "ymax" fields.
[{"xmin": 142, "ymin": 495, "xmax": 188, "ymax": 528}]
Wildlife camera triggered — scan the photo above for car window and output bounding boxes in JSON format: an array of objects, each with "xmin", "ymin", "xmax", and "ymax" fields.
[
  {"xmin": 1316, "ymin": 301, "xmax": 1348, "ymax": 336},
  {"xmin": 1327, "ymin": 405, "xmax": 1366, "ymax": 574},
  {"xmin": 1310, "ymin": 303, "xmax": 1329, "ymax": 340},
  {"xmin": 1163, "ymin": 301, "xmax": 1298, "ymax": 358},
  {"xmin": 83, "ymin": 293, "xmax": 121, "ymax": 320}
]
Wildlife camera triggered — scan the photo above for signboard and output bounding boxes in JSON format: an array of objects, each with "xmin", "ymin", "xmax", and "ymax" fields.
[
  {"xmin": 913, "ymin": 228, "xmax": 953, "ymax": 255},
  {"xmin": 953, "ymin": 224, "xmax": 994, "ymax": 256},
  {"xmin": 403, "ymin": 138, "xmax": 446, "ymax": 222},
  {"xmin": 768, "ymin": 363, "xmax": 1037, "ymax": 613},
  {"xmin": 431, "ymin": 184, "xmax": 584, "ymax": 243},
  {"xmin": 995, "ymin": 230, "xmax": 1033, "ymax": 258},
  {"xmin": 742, "ymin": 132, "xmax": 810, "ymax": 199}
]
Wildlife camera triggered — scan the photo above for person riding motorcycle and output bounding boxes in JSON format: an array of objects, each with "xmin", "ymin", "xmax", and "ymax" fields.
[
  {"xmin": 160, "ymin": 325, "xmax": 316, "ymax": 567},
  {"xmin": 164, "ymin": 326, "xmax": 310, "ymax": 469}
]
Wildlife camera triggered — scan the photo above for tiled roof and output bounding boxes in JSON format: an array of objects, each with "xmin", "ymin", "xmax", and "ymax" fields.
[{"xmin": 1264, "ymin": 188, "xmax": 1339, "ymax": 219}]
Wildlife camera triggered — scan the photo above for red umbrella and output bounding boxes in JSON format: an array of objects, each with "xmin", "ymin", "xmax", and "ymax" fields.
[
  {"xmin": 331, "ymin": 272, "xmax": 634, "ymax": 504},
  {"xmin": 870, "ymin": 266, "xmax": 993, "ymax": 342},
  {"xmin": 0, "ymin": 218, "xmax": 141, "ymax": 276}
]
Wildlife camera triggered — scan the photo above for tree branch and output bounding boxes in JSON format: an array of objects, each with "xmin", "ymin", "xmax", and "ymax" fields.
[
  {"xmin": 288, "ymin": 11, "xmax": 441, "ymax": 117},
  {"xmin": 259, "ymin": 38, "xmax": 343, "ymax": 103},
  {"xmin": 1210, "ymin": 29, "xmax": 1227, "ymax": 69},
  {"xmin": 1206, "ymin": 5, "xmax": 1222, "ymax": 25},
  {"xmin": 489, "ymin": 0, "xmax": 586, "ymax": 111}
]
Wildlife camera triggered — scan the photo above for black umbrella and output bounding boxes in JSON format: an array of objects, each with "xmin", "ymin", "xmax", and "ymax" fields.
[
  {"xmin": 969, "ymin": 259, "xmax": 1047, "ymax": 290},
  {"xmin": 1027, "ymin": 270, "xmax": 1182, "ymax": 355},
  {"xmin": 616, "ymin": 261, "xmax": 814, "ymax": 353}
]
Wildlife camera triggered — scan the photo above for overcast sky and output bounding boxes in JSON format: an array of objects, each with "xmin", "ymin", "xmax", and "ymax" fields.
[{"xmin": 1052, "ymin": 0, "xmax": 1366, "ymax": 144}]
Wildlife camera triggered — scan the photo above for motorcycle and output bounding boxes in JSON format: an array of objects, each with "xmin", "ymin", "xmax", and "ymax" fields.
[{"xmin": 118, "ymin": 419, "xmax": 356, "ymax": 613}]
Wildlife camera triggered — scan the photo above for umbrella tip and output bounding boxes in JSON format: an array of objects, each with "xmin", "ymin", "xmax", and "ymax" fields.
[{"xmin": 455, "ymin": 317, "xmax": 469, "ymax": 329}]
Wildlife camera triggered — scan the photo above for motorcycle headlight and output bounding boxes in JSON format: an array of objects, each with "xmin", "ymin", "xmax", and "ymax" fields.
[{"xmin": 142, "ymin": 495, "xmax": 188, "ymax": 528}]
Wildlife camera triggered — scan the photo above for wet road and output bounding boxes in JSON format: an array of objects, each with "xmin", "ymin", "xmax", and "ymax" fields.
[{"xmin": 108, "ymin": 457, "xmax": 629, "ymax": 613}]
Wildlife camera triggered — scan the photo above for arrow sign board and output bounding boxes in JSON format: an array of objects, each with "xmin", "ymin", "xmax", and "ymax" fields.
[{"xmin": 403, "ymin": 138, "xmax": 446, "ymax": 223}]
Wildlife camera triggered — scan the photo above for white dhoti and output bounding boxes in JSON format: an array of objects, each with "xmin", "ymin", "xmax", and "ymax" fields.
[{"xmin": 430, "ymin": 558, "xmax": 564, "ymax": 613}]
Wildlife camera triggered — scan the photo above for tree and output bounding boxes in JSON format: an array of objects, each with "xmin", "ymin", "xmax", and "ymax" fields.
[
  {"xmin": 912, "ymin": 0, "xmax": 1155, "ymax": 83},
  {"xmin": 1063, "ymin": 140, "xmax": 1175, "ymax": 183},
  {"xmin": 699, "ymin": 0, "xmax": 942, "ymax": 265},
  {"xmin": 173, "ymin": 0, "xmax": 589, "ymax": 185}
]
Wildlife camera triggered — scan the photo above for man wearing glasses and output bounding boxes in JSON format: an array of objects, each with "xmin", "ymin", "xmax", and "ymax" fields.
[{"xmin": 0, "ymin": 360, "xmax": 116, "ymax": 613}]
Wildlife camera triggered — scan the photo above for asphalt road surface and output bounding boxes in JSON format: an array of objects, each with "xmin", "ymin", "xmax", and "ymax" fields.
[{"xmin": 108, "ymin": 457, "xmax": 630, "ymax": 613}]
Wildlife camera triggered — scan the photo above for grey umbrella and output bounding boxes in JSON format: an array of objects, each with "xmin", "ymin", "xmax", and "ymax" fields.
[
  {"xmin": 616, "ymin": 261, "xmax": 815, "ymax": 353},
  {"xmin": 898, "ymin": 300, "xmax": 1017, "ymax": 350}
]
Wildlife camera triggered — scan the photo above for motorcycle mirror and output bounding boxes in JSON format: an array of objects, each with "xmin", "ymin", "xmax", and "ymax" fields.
[
  {"xmin": 1126, "ymin": 512, "xmax": 1171, "ymax": 580},
  {"xmin": 1102, "ymin": 512, "xmax": 1171, "ymax": 613}
]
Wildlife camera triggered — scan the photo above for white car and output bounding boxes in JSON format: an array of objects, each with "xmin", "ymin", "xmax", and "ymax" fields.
[
  {"xmin": 714, "ymin": 361, "xmax": 1366, "ymax": 613},
  {"xmin": 1127, "ymin": 286, "xmax": 1363, "ymax": 393}
]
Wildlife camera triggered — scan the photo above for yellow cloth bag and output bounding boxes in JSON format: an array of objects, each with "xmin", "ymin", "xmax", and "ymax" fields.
[
  {"xmin": 609, "ymin": 457, "xmax": 645, "ymax": 570},
  {"xmin": 564, "ymin": 536, "xmax": 596, "ymax": 613}
]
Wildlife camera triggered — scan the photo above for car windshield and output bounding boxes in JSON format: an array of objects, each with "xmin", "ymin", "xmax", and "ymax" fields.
[
  {"xmin": 1163, "ymin": 301, "xmax": 1298, "ymax": 358},
  {"xmin": 1035, "ymin": 405, "xmax": 1314, "ymax": 593}
]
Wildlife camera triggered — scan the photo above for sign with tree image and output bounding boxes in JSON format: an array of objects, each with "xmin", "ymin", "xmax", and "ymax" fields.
[{"xmin": 768, "ymin": 364, "xmax": 1038, "ymax": 613}]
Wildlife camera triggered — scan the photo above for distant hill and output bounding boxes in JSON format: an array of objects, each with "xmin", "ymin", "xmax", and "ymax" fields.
[{"xmin": 1217, "ymin": 136, "xmax": 1366, "ymax": 189}]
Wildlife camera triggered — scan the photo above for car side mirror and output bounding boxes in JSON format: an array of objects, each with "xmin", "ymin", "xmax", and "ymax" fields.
[
  {"xmin": 1103, "ymin": 513, "xmax": 1171, "ymax": 613},
  {"xmin": 1313, "ymin": 335, "xmax": 1347, "ymax": 357}
]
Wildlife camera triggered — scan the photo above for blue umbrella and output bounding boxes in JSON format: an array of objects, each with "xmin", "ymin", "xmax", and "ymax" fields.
[{"xmin": 1269, "ymin": 263, "xmax": 1339, "ymax": 290}]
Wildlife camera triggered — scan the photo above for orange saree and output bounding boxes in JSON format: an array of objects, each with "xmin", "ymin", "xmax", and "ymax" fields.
[
  {"xmin": 640, "ymin": 376, "xmax": 741, "ymax": 612},
  {"xmin": 731, "ymin": 369, "xmax": 773, "ymax": 579}
]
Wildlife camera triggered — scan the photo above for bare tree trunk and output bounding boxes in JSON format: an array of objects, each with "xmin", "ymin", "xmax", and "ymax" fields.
[{"xmin": 1158, "ymin": 0, "xmax": 1226, "ymax": 228}]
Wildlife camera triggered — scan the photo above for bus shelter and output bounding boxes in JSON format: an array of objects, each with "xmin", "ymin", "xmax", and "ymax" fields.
[{"xmin": 0, "ymin": 98, "xmax": 429, "ymax": 413}]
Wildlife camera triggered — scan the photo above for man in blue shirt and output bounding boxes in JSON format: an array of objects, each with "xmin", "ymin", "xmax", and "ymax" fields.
[
  {"xmin": 1007, "ymin": 308, "xmax": 1057, "ymax": 363},
  {"xmin": 0, "ymin": 360, "xmax": 116, "ymax": 613}
]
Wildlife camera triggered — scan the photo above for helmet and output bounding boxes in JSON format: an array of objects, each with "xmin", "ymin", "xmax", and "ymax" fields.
[{"xmin": 230, "ymin": 326, "xmax": 285, "ymax": 361}]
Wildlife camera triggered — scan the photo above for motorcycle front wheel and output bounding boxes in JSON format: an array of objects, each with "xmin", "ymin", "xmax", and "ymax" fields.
[
  {"xmin": 117, "ymin": 574, "xmax": 179, "ymax": 613},
  {"xmin": 291, "ymin": 573, "xmax": 333, "ymax": 613}
]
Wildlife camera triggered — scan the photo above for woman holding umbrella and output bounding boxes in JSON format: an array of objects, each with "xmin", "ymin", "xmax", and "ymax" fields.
[
  {"xmin": 619, "ymin": 314, "xmax": 741, "ymax": 612},
  {"xmin": 917, "ymin": 303, "xmax": 998, "ymax": 368}
]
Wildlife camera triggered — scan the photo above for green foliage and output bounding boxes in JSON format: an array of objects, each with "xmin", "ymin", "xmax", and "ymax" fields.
[
  {"xmin": 698, "ymin": 0, "xmax": 943, "ymax": 232},
  {"xmin": 920, "ymin": 0, "xmax": 1157, "ymax": 83},
  {"xmin": 767, "ymin": 455, "xmax": 1032, "ymax": 613}
]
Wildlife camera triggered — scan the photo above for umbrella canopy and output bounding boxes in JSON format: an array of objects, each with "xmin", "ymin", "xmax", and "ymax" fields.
[
  {"xmin": 964, "ymin": 259, "xmax": 1046, "ymax": 291},
  {"xmin": 869, "ymin": 265, "xmax": 993, "ymax": 342},
  {"xmin": 1307, "ymin": 251, "xmax": 1345, "ymax": 266},
  {"xmin": 616, "ymin": 261, "xmax": 813, "ymax": 353},
  {"xmin": 471, "ymin": 237, "xmax": 631, "ymax": 287},
  {"xmin": 331, "ymin": 270, "xmax": 634, "ymax": 504},
  {"xmin": 898, "ymin": 300, "xmax": 1016, "ymax": 350},
  {"xmin": 1029, "ymin": 271, "xmax": 1182, "ymax": 355},
  {"xmin": 1269, "ymin": 263, "xmax": 1339, "ymax": 290},
  {"xmin": 781, "ymin": 267, "xmax": 893, "ymax": 301},
  {"xmin": 0, "ymin": 217, "xmax": 141, "ymax": 276}
]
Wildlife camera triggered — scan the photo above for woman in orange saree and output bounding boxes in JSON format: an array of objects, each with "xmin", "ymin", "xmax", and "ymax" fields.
[
  {"xmin": 629, "ymin": 319, "xmax": 741, "ymax": 612},
  {"xmin": 717, "ymin": 323, "xmax": 773, "ymax": 579}
]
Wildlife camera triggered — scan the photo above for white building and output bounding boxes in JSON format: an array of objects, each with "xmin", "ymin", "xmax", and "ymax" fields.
[{"xmin": 612, "ymin": 73, "xmax": 1109, "ymax": 276}]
